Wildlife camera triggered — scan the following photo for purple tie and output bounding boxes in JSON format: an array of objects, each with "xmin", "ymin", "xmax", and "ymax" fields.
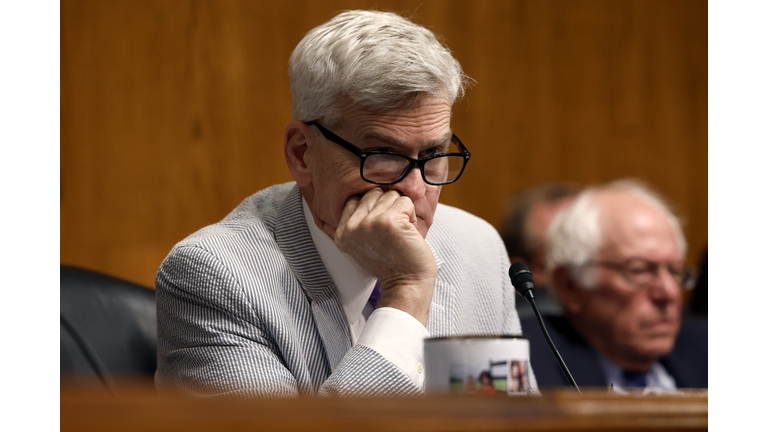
[{"xmin": 368, "ymin": 281, "xmax": 382, "ymax": 308}]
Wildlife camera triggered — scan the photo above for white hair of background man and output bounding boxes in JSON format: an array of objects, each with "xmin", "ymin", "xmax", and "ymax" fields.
[
  {"xmin": 289, "ymin": 10, "xmax": 472, "ymax": 127},
  {"xmin": 545, "ymin": 179, "xmax": 688, "ymax": 289}
]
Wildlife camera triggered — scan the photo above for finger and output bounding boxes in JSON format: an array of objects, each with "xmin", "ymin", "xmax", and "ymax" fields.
[
  {"xmin": 390, "ymin": 195, "xmax": 418, "ymax": 225},
  {"xmin": 344, "ymin": 187, "xmax": 384, "ymax": 226},
  {"xmin": 356, "ymin": 187, "xmax": 385, "ymax": 213},
  {"xmin": 338, "ymin": 194, "xmax": 363, "ymax": 230},
  {"xmin": 366, "ymin": 189, "xmax": 403, "ymax": 218}
]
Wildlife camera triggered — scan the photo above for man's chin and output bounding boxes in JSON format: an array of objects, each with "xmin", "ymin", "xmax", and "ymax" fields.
[
  {"xmin": 415, "ymin": 217, "xmax": 431, "ymax": 238},
  {"xmin": 635, "ymin": 338, "xmax": 676, "ymax": 359}
]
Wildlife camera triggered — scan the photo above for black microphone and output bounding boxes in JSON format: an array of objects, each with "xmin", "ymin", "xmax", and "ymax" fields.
[{"xmin": 509, "ymin": 262, "xmax": 580, "ymax": 393}]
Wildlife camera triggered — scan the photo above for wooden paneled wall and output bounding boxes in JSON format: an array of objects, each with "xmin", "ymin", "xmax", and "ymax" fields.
[{"xmin": 61, "ymin": 0, "xmax": 708, "ymax": 288}]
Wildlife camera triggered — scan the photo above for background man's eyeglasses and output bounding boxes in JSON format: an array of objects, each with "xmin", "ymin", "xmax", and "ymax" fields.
[
  {"xmin": 305, "ymin": 121, "xmax": 471, "ymax": 186},
  {"xmin": 584, "ymin": 259, "xmax": 697, "ymax": 290}
]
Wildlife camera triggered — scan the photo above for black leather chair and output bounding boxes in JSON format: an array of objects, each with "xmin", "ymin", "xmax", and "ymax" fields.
[{"xmin": 60, "ymin": 265, "xmax": 157, "ymax": 393}]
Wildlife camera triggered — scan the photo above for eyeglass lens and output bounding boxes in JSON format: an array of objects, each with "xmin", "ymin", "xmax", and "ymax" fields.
[
  {"xmin": 623, "ymin": 260, "xmax": 688, "ymax": 286},
  {"xmin": 362, "ymin": 139, "xmax": 465, "ymax": 184}
]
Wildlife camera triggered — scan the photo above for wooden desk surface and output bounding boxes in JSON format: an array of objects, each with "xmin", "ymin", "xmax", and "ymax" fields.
[{"xmin": 61, "ymin": 380, "xmax": 707, "ymax": 432}]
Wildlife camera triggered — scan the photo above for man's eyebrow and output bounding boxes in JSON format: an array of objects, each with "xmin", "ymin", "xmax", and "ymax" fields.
[{"xmin": 356, "ymin": 131, "xmax": 453, "ymax": 149}]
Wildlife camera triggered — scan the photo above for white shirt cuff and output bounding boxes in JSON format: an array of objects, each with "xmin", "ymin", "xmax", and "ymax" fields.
[{"xmin": 356, "ymin": 307, "xmax": 430, "ymax": 388}]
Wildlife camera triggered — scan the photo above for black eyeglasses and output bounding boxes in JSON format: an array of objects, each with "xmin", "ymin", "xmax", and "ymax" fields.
[
  {"xmin": 305, "ymin": 121, "xmax": 470, "ymax": 185},
  {"xmin": 584, "ymin": 259, "xmax": 697, "ymax": 290}
]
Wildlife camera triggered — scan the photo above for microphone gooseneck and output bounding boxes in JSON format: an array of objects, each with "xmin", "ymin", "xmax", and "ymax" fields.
[{"xmin": 510, "ymin": 262, "xmax": 581, "ymax": 393}]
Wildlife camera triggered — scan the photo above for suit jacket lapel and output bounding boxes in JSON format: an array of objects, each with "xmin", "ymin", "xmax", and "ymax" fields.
[
  {"xmin": 658, "ymin": 318, "xmax": 708, "ymax": 389},
  {"xmin": 547, "ymin": 316, "xmax": 609, "ymax": 387},
  {"xmin": 425, "ymin": 238, "xmax": 450, "ymax": 336},
  {"xmin": 273, "ymin": 185, "xmax": 352, "ymax": 372}
]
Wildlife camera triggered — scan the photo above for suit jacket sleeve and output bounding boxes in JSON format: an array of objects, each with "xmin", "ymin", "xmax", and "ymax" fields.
[{"xmin": 156, "ymin": 242, "xmax": 420, "ymax": 398}]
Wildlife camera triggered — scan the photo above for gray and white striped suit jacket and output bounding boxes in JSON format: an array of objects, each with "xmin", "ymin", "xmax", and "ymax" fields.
[{"xmin": 155, "ymin": 182, "xmax": 531, "ymax": 397}]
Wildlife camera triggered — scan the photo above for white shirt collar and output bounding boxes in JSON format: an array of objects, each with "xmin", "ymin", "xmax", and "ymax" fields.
[
  {"xmin": 301, "ymin": 197, "xmax": 377, "ymax": 322},
  {"xmin": 599, "ymin": 355, "xmax": 678, "ymax": 394}
]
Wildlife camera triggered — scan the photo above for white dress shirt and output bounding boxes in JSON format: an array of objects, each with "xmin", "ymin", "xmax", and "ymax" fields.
[{"xmin": 302, "ymin": 198, "xmax": 430, "ymax": 387}]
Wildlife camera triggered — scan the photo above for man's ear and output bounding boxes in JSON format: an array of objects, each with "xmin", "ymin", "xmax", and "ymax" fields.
[
  {"xmin": 284, "ymin": 120, "xmax": 314, "ymax": 187},
  {"xmin": 551, "ymin": 266, "xmax": 584, "ymax": 315}
]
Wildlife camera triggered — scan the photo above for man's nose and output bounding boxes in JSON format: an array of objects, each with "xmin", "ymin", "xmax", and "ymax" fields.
[
  {"xmin": 648, "ymin": 266, "xmax": 681, "ymax": 304},
  {"xmin": 385, "ymin": 166, "xmax": 427, "ymax": 200}
]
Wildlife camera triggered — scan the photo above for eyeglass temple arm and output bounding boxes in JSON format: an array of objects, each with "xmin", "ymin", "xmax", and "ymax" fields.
[{"xmin": 304, "ymin": 121, "xmax": 363, "ymax": 157}]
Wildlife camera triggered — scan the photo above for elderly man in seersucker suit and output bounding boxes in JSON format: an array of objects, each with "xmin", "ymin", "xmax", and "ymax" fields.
[{"xmin": 155, "ymin": 10, "xmax": 534, "ymax": 398}]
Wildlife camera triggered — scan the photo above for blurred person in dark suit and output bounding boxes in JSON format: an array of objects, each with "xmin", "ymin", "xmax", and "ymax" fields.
[
  {"xmin": 502, "ymin": 183, "xmax": 581, "ymax": 318},
  {"xmin": 520, "ymin": 180, "xmax": 707, "ymax": 392}
]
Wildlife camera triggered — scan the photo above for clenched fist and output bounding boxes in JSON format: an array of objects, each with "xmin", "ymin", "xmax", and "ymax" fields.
[{"xmin": 323, "ymin": 187, "xmax": 437, "ymax": 325}]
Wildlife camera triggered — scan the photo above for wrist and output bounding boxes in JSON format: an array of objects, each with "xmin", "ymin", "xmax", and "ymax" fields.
[{"xmin": 376, "ymin": 277, "xmax": 436, "ymax": 326}]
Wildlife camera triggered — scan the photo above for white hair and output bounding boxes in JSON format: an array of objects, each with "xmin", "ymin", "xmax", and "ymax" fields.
[
  {"xmin": 289, "ymin": 10, "xmax": 472, "ymax": 126},
  {"xmin": 546, "ymin": 179, "xmax": 687, "ymax": 289}
]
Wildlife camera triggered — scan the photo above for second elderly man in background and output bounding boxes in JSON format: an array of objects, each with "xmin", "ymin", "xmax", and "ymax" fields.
[
  {"xmin": 521, "ymin": 180, "xmax": 707, "ymax": 392},
  {"xmin": 155, "ymin": 10, "xmax": 533, "ymax": 397}
]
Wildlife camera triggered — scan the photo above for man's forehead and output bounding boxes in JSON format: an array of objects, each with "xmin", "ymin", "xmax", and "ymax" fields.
[
  {"xmin": 339, "ymin": 94, "xmax": 453, "ymax": 141},
  {"xmin": 596, "ymin": 194, "xmax": 681, "ymax": 260},
  {"xmin": 356, "ymin": 128, "xmax": 454, "ymax": 147}
]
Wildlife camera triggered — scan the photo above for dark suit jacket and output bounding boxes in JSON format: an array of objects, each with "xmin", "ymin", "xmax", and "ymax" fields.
[{"xmin": 520, "ymin": 314, "xmax": 707, "ymax": 390}]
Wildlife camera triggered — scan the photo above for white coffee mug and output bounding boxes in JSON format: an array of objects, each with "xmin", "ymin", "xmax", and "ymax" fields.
[{"xmin": 424, "ymin": 335, "xmax": 531, "ymax": 395}]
